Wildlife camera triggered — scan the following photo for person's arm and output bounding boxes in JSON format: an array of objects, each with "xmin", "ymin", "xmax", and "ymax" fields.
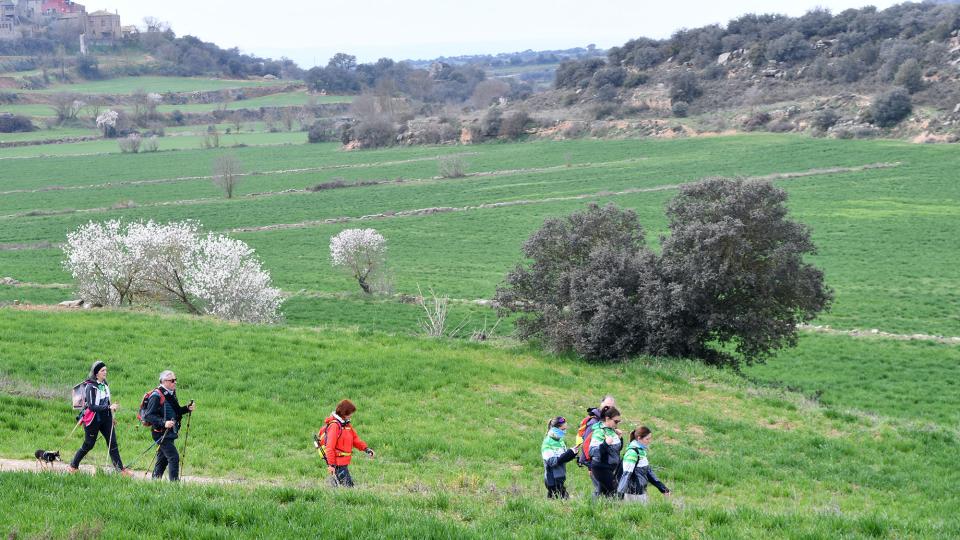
[
  {"xmin": 84, "ymin": 384, "xmax": 109, "ymax": 413},
  {"xmin": 542, "ymin": 448, "xmax": 575, "ymax": 468},
  {"xmin": 645, "ymin": 466, "xmax": 670, "ymax": 494},
  {"xmin": 323, "ymin": 422, "xmax": 341, "ymax": 466},
  {"xmin": 143, "ymin": 393, "xmax": 165, "ymax": 429},
  {"xmin": 352, "ymin": 429, "xmax": 369, "ymax": 452}
]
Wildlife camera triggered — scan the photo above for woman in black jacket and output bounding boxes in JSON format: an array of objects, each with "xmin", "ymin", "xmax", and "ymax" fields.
[{"xmin": 68, "ymin": 361, "xmax": 131, "ymax": 476}]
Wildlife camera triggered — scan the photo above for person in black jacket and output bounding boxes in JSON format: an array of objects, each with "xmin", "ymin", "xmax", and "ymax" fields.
[
  {"xmin": 68, "ymin": 361, "xmax": 132, "ymax": 476},
  {"xmin": 142, "ymin": 370, "xmax": 195, "ymax": 481}
]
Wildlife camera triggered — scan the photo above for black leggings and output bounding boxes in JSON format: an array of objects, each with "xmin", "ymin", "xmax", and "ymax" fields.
[
  {"xmin": 592, "ymin": 466, "xmax": 618, "ymax": 497},
  {"xmin": 70, "ymin": 415, "xmax": 123, "ymax": 470},
  {"xmin": 545, "ymin": 478, "xmax": 568, "ymax": 499}
]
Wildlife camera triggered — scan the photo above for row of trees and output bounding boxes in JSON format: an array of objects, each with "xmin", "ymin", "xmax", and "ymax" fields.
[{"xmin": 495, "ymin": 179, "xmax": 832, "ymax": 366}]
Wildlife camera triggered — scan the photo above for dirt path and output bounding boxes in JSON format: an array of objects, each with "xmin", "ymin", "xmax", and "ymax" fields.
[{"xmin": 0, "ymin": 457, "xmax": 231, "ymax": 485}]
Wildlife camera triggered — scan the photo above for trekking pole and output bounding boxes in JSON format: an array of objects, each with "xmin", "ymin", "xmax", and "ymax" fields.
[
  {"xmin": 179, "ymin": 410, "xmax": 193, "ymax": 478},
  {"xmin": 55, "ymin": 418, "xmax": 84, "ymax": 453},
  {"xmin": 126, "ymin": 429, "xmax": 167, "ymax": 471}
]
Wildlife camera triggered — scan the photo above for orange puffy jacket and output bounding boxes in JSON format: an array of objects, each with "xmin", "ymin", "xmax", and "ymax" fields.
[{"xmin": 322, "ymin": 414, "xmax": 368, "ymax": 466}]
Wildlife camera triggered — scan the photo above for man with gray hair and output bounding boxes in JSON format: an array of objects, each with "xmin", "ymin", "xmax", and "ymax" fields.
[{"xmin": 142, "ymin": 370, "xmax": 196, "ymax": 481}]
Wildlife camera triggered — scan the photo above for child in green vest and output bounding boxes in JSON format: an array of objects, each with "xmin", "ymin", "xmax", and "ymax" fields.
[
  {"xmin": 541, "ymin": 416, "xmax": 578, "ymax": 499},
  {"xmin": 617, "ymin": 426, "xmax": 671, "ymax": 503}
]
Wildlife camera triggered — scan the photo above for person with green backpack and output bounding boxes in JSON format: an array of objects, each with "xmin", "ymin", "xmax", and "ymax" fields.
[
  {"xmin": 617, "ymin": 426, "xmax": 671, "ymax": 503},
  {"xmin": 541, "ymin": 416, "xmax": 579, "ymax": 499}
]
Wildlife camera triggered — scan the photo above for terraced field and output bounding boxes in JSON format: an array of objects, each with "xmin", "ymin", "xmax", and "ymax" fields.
[{"xmin": 1, "ymin": 76, "xmax": 958, "ymax": 537}]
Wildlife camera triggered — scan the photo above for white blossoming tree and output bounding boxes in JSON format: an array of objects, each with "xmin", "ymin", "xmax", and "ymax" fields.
[
  {"xmin": 96, "ymin": 109, "xmax": 119, "ymax": 138},
  {"xmin": 330, "ymin": 228, "xmax": 387, "ymax": 294},
  {"xmin": 63, "ymin": 220, "xmax": 283, "ymax": 323}
]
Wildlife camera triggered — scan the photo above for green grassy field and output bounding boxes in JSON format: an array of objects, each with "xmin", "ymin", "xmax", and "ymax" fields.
[
  {"xmin": 0, "ymin": 309, "xmax": 957, "ymax": 538},
  {"xmin": 2, "ymin": 104, "xmax": 959, "ymax": 538}
]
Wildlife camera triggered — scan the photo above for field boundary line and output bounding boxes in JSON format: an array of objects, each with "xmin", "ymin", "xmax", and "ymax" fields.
[
  {"xmin": 798, "ymin": 324, "xmax": 960, "ymax": 345},
  {"xmin": 0, "ymin": 158, "xmax": 645, "ymax": 219},
  {"xmin": 229, "ymin": 162, "xmax": 901, "ymax": 233},
  {"xmin": 0, "ymin": 152, "xmax": 482, "ymax": 196}
]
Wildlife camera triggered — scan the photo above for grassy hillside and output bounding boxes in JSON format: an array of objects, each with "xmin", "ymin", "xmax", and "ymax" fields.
[{"xmin": 0, "ymin": 309, "xmax": 957, "ymax": 538}]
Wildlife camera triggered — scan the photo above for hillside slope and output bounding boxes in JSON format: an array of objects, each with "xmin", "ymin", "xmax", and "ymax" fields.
[{"xmin": 0, "ymin": 308, "xmax": 956, "ymax": 538}]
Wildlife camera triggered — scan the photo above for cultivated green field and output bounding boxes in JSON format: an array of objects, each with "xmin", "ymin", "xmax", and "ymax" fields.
[
  {"xmin": 0, "ymin": 310, "xmax": 957, "ymax": 538},
  {"xmin": 19, "ymin": 76, "xmax": 291, "ymax": 94},
  {"xmin": 1, "ymin": 80, "xmax": 959, "ymax": 539}
]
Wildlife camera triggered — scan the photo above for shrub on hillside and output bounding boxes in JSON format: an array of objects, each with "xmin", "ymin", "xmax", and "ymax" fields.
[
  {"xmin": 811, "ymin": 109, "xmax": 840, "ymax": 131},
  {"xmin": 743, "ymin": 111, "xmax": 771, "ymax": 131},
  {"xmin": 499, "ymin": 111, "xmax": 531, "ymax": 139},
  {"xmin": 766, "ymin": 119, "xmax": 795, "ymax": 132},
  {"xmin": 307, "ymin": 118, "xmax": 341, "ymax": 143},
  {"xmin": 671, "ymin": 101, "xmax": 689, "ymax": 118},
  {"xmin": 766, "ymin": 31, "xmax": 813, "ymax": 63},
  {"xmin": 495, "ymin": 180, "xmax": 832, "ymax": 366},
  {"xmin": 893, "ymin": 59, "xmax": 923, "ymax": 94},
  {"xmin": 869, "ymin": 88, "xmax": 912, "ymax": 127},
  {"xmin": 668, "ymin": 72, "xmax": 702, "ymax": 104},
  {"xmin": 350, "ymin": 118, "xmax": 396, "ymax": 148},
  {"xmin": 62, "ymin": 220, "xmax": 283, "ymax": 323},
  {"xmin": 0, "ymin": 114, "xmax": 35, "ymax": 133},
  {"xmin": 118, "ymin": 134, "xmax": 142, "ymax": 153},
  {"xmin": 554, "ymin": 58, "xmax": 606, "ymax": 89},
  {"xmin": 77, "ymin": 55, "xmax": 101, "ymax": 80}
]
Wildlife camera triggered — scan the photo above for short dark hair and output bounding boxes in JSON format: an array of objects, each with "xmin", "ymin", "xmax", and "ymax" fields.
[{"xmin": 335, "ymin": 399, "xmax": 356, "ymax": 417}]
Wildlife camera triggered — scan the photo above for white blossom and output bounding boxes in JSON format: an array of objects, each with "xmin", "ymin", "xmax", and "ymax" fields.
[
  {"xmin": 62, "ymin": 220, "xmax": 283, "ymax": 323},
  {"xmin": 96, "ymin": 109, "xmax": 119, "ymax": 129},
  {"xmin": 147, "ymin": 92, "xmax": 163, "ymax": 104},
  {"xmin": 329, "ymin": 228, "xmax": 386, "ymax": 294}
]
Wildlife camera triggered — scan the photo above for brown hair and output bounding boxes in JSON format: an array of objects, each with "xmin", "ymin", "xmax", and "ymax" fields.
[
  {"xmin": 600, "ymin": 406, "xmax": 620, "ymax": 420},
  {"xmin": 335, "ymin": 399, "xmax": 356, "ymax": 418},
  {"xmin": 629, "ymin": 426, "xmax": 652, "ymax": 442}
]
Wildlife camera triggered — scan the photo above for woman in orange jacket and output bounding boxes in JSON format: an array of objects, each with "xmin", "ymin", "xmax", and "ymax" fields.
[{"xmin": 321, "ymin": 399, "xmax": 375, "ymax": 487}]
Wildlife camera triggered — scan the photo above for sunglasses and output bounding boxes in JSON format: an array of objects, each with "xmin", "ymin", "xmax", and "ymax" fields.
[{"xmin": 165, "ymin": 379, "xmax": 177, "ymax": 383}]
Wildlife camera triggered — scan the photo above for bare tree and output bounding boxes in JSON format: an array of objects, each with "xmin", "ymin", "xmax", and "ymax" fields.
[
  {"xmin": 50, "ymin": 93, "xmax": 84, "ymax": 124},
  {"xmin": 212, "ymin": 155, "xmax": 242, "ymax": 198},
  {"xmin": 416, "ymin": 285, "xmax": 469, "ymax": 338}
]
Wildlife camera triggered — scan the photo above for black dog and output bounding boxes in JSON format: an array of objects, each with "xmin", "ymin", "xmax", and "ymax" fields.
[{"xmin": 35, "ymin": 449, "xmax": 61, "ymax": 466}]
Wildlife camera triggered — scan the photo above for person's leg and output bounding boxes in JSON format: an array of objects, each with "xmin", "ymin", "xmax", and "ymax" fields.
[
  {"xmin": 334, "ymin": 466, "xmax": 354, "ymax": 487},
  {"xmin": 98, "ymin": 418, "xmax": 124, "ymax": 470},
  {"xmin": 152, "ymin": 445, "xmax": 167, "ymax": 479},
  {"xmin": 69, "ymin": 421, "xmax": 99, "ymax": 469},
  {"xmin": 556, "ymin": 478, "xmax": 569, "ymax": 500},
  {"xmin": 589, "ymin": 469, "xmax": 600, "ymax": 497},
  {"xmin": 593, "ymin": 467, "xmax": 617, "ymax": 497},
  {"xmin": 545, "ymin": 480, "xmax": 555, "ymax": 499},
  {"xmin": 159, "ymin": 440, "xmax": 180, "ymax": 481}
]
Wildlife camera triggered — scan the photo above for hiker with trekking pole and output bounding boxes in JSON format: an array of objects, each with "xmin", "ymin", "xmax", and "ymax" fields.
[
  {"xmin": 140, "ymin": 370, "xmax": 195, "ymax": 482},
  {"xmin": 67, "ymin": 361, "xmax": 133, "ymax": 476},
  {"xmin": 314, "ymin": 399, "xmax": 374, "ymax": 487}
]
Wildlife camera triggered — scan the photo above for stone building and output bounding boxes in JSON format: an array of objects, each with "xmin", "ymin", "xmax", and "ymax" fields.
[{"xmin": 86, "ymin": 9, "xmax": 118, "ymax": 40}]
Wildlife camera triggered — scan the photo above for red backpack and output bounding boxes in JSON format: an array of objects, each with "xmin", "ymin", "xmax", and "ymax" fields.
[
  {"xmin": 576, "ymin": 415, "xmax": 600, "ymax": 466},
  {"xmin": 136, "ymin": 388, "xmax": 165, "ymax": 427}
]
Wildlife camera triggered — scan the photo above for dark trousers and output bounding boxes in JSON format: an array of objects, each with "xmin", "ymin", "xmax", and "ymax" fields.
[
  {"xmin": 592, "ymin": 466, "xmax": 618, "ymax": 497},
  {"xmin": 332, "ymin": 465, "xmax": 354, "ymax": 487},
  {"xmin": 70, "ymin": 416, "xmax": 123, "ymax": 470},
  {"xmin": 152, "ymin": 437, "xmax": 180, "ymax": 481},
  {"xmin": 545, "ymin": 478, "xmax": 568, "ymax": 499}
]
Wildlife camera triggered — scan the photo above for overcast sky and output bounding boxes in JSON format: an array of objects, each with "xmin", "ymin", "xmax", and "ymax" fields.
[{"xmin": 91, "ymin": 0, "xmax": 901, "ymax": 67}]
